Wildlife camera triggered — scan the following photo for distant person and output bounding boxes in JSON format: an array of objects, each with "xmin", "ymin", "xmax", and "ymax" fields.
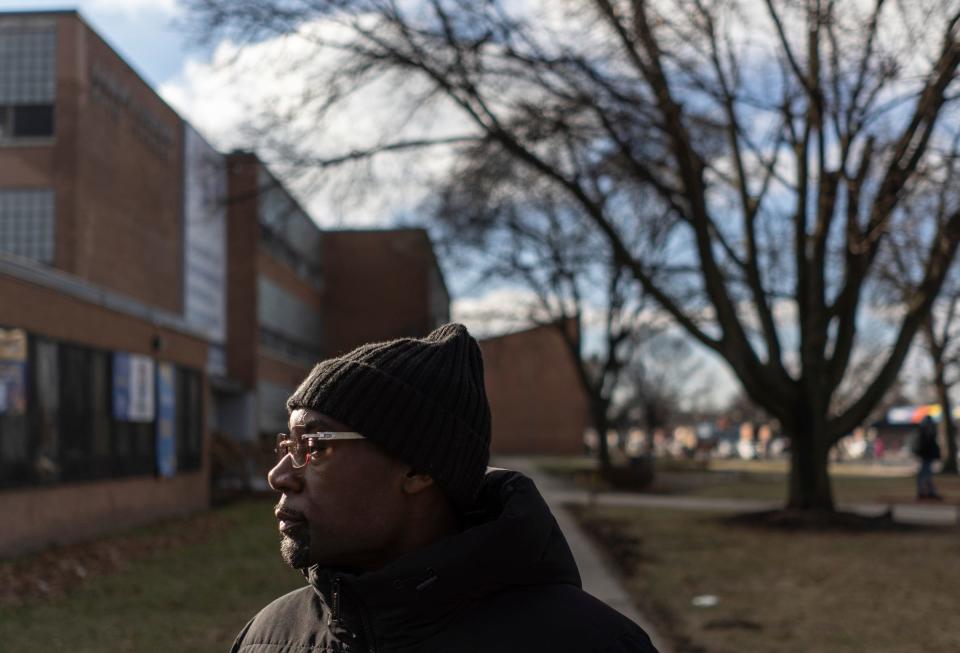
[
  {"xmin": 872, "ymin": 435, "xmax": 885, "ymax": 463},
  {"xmin": 231, "ymin": 324, "xmax": 657, "ymax": 653},
  {"xmin": 914, "ymin": 415, "xmax": 942, "ymax": 500}
]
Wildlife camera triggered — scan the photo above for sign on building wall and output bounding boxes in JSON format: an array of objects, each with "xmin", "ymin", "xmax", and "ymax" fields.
[
  {"xmin": 886, "ymin": 404, "xmax": 960, "ymax": 425},
  {"xmin": 0, "ymin": 328, "xmax": 27, "ymax": 415},
  {"xmin": 183, "ymin": 125, "xmax": 227, "ymax": 346},
  {"xmin": 156, "ymin": 362, "xmax": 177, "ymax": 477},
  {"xmin": 113, "ymin": 352, "xmax": 155, "ymax": 422}
]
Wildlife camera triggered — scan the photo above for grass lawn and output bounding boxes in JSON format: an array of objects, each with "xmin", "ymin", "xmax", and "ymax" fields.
[
  {"xmin": 571, "ymin": 505, "xmax": 960, "ymax": 653},
  {"xmin": 0, "ymin": 499, "xmax": 304, "ymax": 653},
  {"xmin": 537, "ymin": 455, "xmax": 960, "ymax": 504}
]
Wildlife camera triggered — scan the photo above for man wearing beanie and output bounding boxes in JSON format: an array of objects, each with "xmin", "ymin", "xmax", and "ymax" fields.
[{"xmin": 230, "ymin": 323, "xmax": 657, "ymax": 653}]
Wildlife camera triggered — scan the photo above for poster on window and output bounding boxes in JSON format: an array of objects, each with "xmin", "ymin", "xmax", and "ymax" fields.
[
  {"xmin": 0, "ymin": 328, "xmax": 27, "ymax": 415},
  {"xmin": 155, "ymin": 362, "xmax": 177, "ymax": 478},
  {"xmin": 113, "ymin": 352, "xmax": 155, "ymax": 422}
]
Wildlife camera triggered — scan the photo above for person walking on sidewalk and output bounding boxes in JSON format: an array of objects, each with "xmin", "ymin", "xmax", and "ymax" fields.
[
  {"xmin": 231, "ymin": 323, "xmax": 657, "ymax": 653},
  {"xmin": 914, "ymin": 415, "xmax": 942, "ymax": 500}
]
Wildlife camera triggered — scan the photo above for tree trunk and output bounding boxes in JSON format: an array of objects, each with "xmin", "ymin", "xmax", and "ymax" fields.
[
  {"xmin": 591, "ymin": 407, "xmax": 612, "ymax": 473},
  {"xmin": 934, "ymin": 373, "xmax": 959, "ymax": 474},
  {"xmin": 786, "ymin": 430, "xmax": 835, "ymax": 510}
]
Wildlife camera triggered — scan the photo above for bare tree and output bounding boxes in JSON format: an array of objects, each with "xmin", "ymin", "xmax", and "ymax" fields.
[
  {"xmin": 188, "ymin": 0, "xmax": 960, "ymax": 511},
  {"xmin": 923, "ymin": 303, "xmax": 960, "ymax": 474},
  {"xmin": 433, "ymin": 171, "xmax": 677, "ymax": 473},
  {"xmin": 878, "ymin": 145, "xmax": 960, "ymax": 473}
]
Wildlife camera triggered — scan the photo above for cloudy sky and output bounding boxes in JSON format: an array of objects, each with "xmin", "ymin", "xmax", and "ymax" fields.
[
  {"xmin": 0, "ymin": 0, "xmax": 744, "ymax": 408},
  {"xmin": 0, "ymin": 1, "xmax": 543, "ymax": 317}
]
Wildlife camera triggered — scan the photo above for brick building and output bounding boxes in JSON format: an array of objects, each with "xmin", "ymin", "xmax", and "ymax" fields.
[
  {"xmin": 0, "ymin": 11, "xmax": 211, "ymax": 555},
  {"xmin": 321, "ymin": 229, "xmax": 449, "ymax": 357},
  {"xmin": 0, "ymin": 10, "xmax": 450, "ymax": 555},
  {"xmin": 218, "ymin": 153, "xmax": 325, "ymax": 461},
  {"xmin": 479, "ymin": 320, "xmax": 590, "ymax": 455}
]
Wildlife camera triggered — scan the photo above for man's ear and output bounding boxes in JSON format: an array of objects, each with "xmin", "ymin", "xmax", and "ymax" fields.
[{"xmin": 402, "ymin": 469, "xmax": 436, "ymax": 495}]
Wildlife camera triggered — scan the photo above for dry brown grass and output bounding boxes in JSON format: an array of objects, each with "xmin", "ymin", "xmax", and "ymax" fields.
[
  {"xmin": 572, "ymin": 505, "xmax": 960, "ymax": 653},
  {"xmin": 538, "ymin": 456, "xmax": 960, "ymax": 504}
]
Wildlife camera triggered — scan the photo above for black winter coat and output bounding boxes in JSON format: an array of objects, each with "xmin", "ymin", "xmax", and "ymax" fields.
[
  {"xmin": 230, "ymin": 470, "xmax": 657, "ymax": 653},
  {"xmin": 915, "ymin": 422, "xmax": 941, "ymax": 461}
]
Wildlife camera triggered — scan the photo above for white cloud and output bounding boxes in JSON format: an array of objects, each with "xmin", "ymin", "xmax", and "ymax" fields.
[
  {"xmin": 451, "ymin": 287, "xmax": 544, "ymax": 338},
  {"xmin": 159, "ymin": 17, "xmax": 473, "ymax": 228}
]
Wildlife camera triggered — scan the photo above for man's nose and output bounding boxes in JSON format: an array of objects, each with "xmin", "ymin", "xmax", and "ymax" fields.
[{"xmin": 268, "ymin": 455, "xmax": 303, "ymax": 493}]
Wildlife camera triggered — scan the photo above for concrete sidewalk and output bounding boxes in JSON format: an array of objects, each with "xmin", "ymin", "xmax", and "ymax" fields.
[
  {"xmin": 527, "ymin": 482, "xmax": 960, "ymax": 527},
  {"xmin": 493, "ymin": 456, "xmax": 673, "ymax": 653},
  {"xmin": 494, "ymin": 455, "xmax": 960, "ymax": 653}
]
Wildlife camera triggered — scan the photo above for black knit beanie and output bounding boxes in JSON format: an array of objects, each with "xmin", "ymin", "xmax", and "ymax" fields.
[{"xmin": 286, "ymin": 323, "xmax": 492, "ymax": 507}]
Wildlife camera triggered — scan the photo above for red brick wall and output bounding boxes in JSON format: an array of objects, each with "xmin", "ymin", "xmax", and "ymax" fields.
[
  {"xmin": 0, "ymin": 472, "xmax": 208, "ymax": 557},
  {"xmin": 0, "ymin": 274, "xmax": 207, "ymax": 365},
  {"xmin": 0, "ymin": 14, "xmax": 186, "ymax": 311},
  {"xmin": 0, "ymin": 273, "xmax": 212, "ymax": 557},
  {"xmin": 0, "ymin": 14, "xmax": 78, "ymax": 271},
  {"xmin": 225, "ymin": 154, "xmax": 260, "ymax": 387},
  {"xmin": 0, "ymin": 12, "xmax": 223, "ymax": 557},
  {"xmin": 321, "ymin": 229, "xmax": 448, "ymax": 356},
  {"xmin": 70, "ymin": 15, "xmax": 185, "ymax": 312},
  {"xmin": 480, "ymin": 322, "xmax": 589, "ymax": 455}
]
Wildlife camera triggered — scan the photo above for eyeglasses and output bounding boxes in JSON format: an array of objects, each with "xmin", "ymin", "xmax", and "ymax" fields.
[{"xmin": 274, "ymin": 431, "xmax": 365, "ymax": 468}]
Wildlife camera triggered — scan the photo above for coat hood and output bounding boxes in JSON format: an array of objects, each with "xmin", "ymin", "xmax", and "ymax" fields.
[{"xmin": 307, "ymin": 469, "xmax": 581, "ymax": 650}]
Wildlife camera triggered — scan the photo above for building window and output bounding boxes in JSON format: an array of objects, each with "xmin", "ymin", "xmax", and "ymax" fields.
[
  {"xmin": 0, "ymin": 189, "xmax": 55, "ymax": 264},
  {"xmin": 257, "ymin": 168, "xmax": 324, "ymax": 288},
  {"xmin": 259, "ymin": 328, "xmax": 322, "ymax": 367},
  {"xmin": 177, "ymin": 367, "xmax": 203, "ymax": 471},
  {"xmin": 0, "ymin": 328, "xmax": 29, "ymax": 487},
  {"xmin": 0, "ymin": 329, "xmax": 206, "ymax": 489},
  {"xmin": 257, "ymin": 275, "xmax": 324, "ymax": 355},
  {"xmin": 0, "ymin": 104, "xmax": 54, "ymax": 138},
  {"xmin": 0, "ymin": 23, "xmax": 56, "ymax": 105}
]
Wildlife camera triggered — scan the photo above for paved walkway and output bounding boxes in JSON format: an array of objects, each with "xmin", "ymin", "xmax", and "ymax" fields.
[
  {"xmin": 492, "ymin": 456, "xmax": 673, "ymax": 653},
  {"xmin": 532, "ymin": 483, "xmax": 960, "ymax": 527},
  {"xmin": 493, "ymin": 456, "xmax": 960, "ymax": 653}
]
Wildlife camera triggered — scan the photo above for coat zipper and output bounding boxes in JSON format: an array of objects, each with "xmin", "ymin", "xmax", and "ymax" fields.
[
  {"xmin": 331, "ymin": 575, "xmax": 377, "ymax": 653},
  {"xmin": 331, "ymin": 575, "xmax": 342, "ymax": 626}
]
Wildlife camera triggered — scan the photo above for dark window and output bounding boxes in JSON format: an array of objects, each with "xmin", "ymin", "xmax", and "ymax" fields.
[
  {"xmin": 57, "ymin": 346, "xmax": 120, "ymax": 481},
  {"xmin": 59, "ymin": 343, "xmax": 94, "ymax": 481},
  {"xmin": 0, "ymin": 328, "xmax": 30, "ymax": 489},
  {"xmin": 177, "ymin": 367, "xmax": 203, "ymax": 471},
  {"xmin": 12, "ymin": 104, "xmax": 54, "ymax": 137},
  {"xmin": 0, "ymin": 411, "xmax": 29, "ymax": 487},
  {"xmin": 0, "ymin": 330, "xmax": 206, "ymax": 489},
  {"xmin": 111, "ymin": 420, "xmax": 155, "ymax": 477}
]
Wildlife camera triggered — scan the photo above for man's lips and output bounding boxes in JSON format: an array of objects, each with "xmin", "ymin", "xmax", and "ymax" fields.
[{"xmin": 275, "ymin": 507, "xmax": 306, "ymax": 533}]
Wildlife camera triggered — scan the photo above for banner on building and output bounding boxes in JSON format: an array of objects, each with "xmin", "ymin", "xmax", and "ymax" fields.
[
  {"xmin": 156, "ymin": 362, "xmax": 177, "ymax": 478},
  {"xmin": 0, "ymin": 328, "xmax": 27, "ymax": 415},
  {"xmin": 113, "ymin": 352, "xmax": 155, "ymax": 422}
]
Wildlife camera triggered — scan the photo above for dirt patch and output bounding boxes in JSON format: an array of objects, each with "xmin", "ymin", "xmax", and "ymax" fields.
[
  {"xmin": 568, "ymin": 505, "xmax": 706, "ymax": 653},
  {"xmin": 703, "ymin": 617, "xmax": 763, "ymax": 631},
  {"xmin": 568, "ymin": 509, "xmax": 649, "ymax": 576},
  {"xmin": 719, "ymin": 508, "xmax": 948, "ymax": 533},
  {"xmin": 0, "ymin": 510, "xmax": 234, "ymax": 606}
]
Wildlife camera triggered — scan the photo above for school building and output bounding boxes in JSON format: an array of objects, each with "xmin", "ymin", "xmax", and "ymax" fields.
[{"xmin": 0, "ymin": 10, "xmax": 448, "ymax": 556}]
